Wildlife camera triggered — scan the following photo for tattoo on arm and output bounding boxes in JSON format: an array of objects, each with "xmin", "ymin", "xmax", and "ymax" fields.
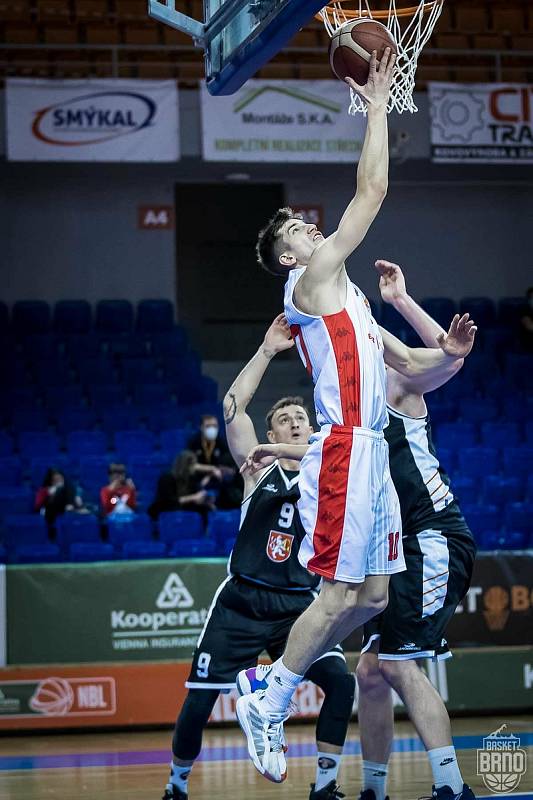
[{"xmin": 224, "ymin": 392, "xmax": 237, "ymax": 425}]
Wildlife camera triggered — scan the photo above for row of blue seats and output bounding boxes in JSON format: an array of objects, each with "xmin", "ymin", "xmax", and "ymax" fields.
[
  {"xmin": 0, "ymin": 429, "xmax": 192, "ymax": 459},
  {"xmin": 1, "ymin": 296, "xmax": 527, "ymax": 335}
]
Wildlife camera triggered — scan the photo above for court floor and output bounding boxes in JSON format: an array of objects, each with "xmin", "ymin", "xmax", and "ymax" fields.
[{"xmin": 1, "ymin": 716, "xmax": 532, "ymax": 799}]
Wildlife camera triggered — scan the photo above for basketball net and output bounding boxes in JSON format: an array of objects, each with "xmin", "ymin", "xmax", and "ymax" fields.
[{"xmin": 319, "ymin": 0, "xmax": 444, "ymax": 114}]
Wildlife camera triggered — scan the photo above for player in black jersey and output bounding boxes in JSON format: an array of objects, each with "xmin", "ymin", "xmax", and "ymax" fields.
[
  {"xmin": 356, "ymin": 260, "xmax": 477, "ymax": 800},
  {"xmin": 242, "ymin": 264, "xmax": 477, "ymax": 800},
  {"xmin": 161, "ymin": 315, "xmax": 354, "ymax": 800}
]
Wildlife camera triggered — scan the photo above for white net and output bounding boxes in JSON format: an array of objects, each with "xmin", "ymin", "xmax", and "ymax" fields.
[{"xmin": 319, "ymin": 0, "xmax": 444, "ymax": 114}]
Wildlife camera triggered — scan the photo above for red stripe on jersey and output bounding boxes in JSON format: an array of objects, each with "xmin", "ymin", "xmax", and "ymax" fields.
[
  {"xmin": 307, "ymin": 429, "xmax": 352, "ymax": 579},
  {"xmin": 290, "ymin": 324, "xmax": 313, "ymax": 377},
  {"xmin": 323, "ymin": 309, "xmax": 361, "ymax": 427}
]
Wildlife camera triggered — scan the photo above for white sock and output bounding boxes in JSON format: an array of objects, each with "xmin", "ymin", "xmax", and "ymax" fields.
[
  {"xmin": 315, "ymin": 751, "xmax": 341, "ymax": 791},
  {"xmin": 362, "ymin": 760, "xmax": 389, "ymax": 800},
  {"xmin": 259, "ymin": 658, "xmax": 303, "ymax": 716},
  {"xmin": 428, "ymin": 746, "xmax": 463, "ymax": 794},
  {"xmin": 169, "ymin": 760, "xmax": 192, "ymax": 794}
]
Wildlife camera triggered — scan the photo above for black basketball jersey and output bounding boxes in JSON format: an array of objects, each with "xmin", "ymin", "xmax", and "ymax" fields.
[
  {"xmin": 229, "ymin": 462, "xmax": 320, "ymax": 592},
  {"xmin": 385, "ymin": 405, "xmax": 470, "ymax": 538}
]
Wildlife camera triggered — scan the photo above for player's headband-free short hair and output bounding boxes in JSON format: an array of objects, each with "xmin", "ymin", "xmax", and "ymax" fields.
[
  {"xmin": 266, "ymin": 396, "xmax": 311, "ymax": 430},
  {"xmin": 256, "ymin": 207, "xmax": 303, "ymax": 277}
]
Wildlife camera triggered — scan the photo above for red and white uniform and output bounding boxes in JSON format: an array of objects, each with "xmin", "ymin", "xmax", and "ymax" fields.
[{"xmin": 284, "ymin": 267, "xmax": 405, "ymax": 583}]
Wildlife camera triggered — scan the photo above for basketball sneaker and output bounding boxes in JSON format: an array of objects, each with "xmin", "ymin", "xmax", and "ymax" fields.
[
  {"xmin": 161, "ymin": 785, "xmax": 187, "ymax": 800},
  {"xmin": 423, "ymin": 785, "xmax": 475, "ymax": 800},
  {"xmin": 236, "ymin": 664, "xmax": 272, "ymax": 696},
  {"xmin": 235, "ymin": 690, "xmax": 288, "ymax": 783},
  {"xmin": 310, "ymin": 779, "xmax": 346, "ymax": 798}
]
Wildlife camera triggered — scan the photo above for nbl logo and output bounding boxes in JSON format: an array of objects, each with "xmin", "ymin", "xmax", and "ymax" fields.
[{"xmin": 477, "ymin": 724, "xmax": 527, "ymax": 793}]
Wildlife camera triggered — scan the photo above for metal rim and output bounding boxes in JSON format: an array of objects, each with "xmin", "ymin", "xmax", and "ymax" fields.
[{"xmin": 317, "ymin": 1, "xmax": 441, "ymax": 22}]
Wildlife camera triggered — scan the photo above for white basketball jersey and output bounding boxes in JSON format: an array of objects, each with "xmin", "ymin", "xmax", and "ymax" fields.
[{"xmin": 284, "ymin": 267, "xmax": 388, "ymax": 431}]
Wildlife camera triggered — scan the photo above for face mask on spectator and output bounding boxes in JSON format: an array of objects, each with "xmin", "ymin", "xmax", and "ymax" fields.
[{"xmin": 203, "ymin": 425, "xmax": 218, "ymax": 441}]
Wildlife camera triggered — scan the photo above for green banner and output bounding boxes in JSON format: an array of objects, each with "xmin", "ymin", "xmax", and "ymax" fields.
[{"xmin": 8, "ymin": 559, "xmax": 227, "ymax": 664}]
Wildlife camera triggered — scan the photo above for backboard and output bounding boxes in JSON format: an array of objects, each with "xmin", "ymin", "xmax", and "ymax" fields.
[{"xmin": 148, "ymin": 0, "xmax": 327, "ymax": 95}]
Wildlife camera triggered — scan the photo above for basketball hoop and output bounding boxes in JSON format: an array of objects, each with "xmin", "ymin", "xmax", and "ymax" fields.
[{"xmin": 318, "ymin": 0, "xmax": 444, "ymax": 114}]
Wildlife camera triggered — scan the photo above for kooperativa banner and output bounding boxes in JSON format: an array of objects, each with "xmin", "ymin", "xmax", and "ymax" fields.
[
  {"xmin": 429, "ymin": 81, "xmax": 533, "ymax": 164},
  {"xmin": 5, "ymin": 78, "xmax": 179, "ymax": 161}
]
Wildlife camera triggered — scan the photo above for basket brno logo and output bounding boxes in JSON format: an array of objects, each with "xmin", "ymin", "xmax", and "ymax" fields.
[
  {"xmin": 32, "ymin": 91, "xmax": 157, "ymax": 146},
  {"xmin": 477, "ymin": 724, "xmax": 527, "ymax": 793}
]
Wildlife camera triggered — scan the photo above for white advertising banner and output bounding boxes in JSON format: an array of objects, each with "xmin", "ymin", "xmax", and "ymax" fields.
[
  {"xmin": 200, "ymin": 80, "xmax": 366, "ymax": 162},
  {"xmin": 429, "ymin": 82, "xmax": 533, "ymax": 164},
  {"xmin": 6, "ymin": 78, "xmax": 180, "ymax": 162}
]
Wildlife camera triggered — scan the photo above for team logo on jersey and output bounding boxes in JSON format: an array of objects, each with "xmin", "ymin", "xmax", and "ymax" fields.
[
  {"xmin": 262, "ymin": 483, "xmax": 278, "ymax": 493},
  {"xmin": 266, "ymin": 530, "xmax": 294, "ymax": 563}
]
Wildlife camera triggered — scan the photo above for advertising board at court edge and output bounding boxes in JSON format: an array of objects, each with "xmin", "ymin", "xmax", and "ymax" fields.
[
  {"xmin": 200, "ymin": 80, "xmax": 366, "ymax": 163},
  {"xmin": 5, "ymin": 78, "xmax": 180, "ymax": 161}
]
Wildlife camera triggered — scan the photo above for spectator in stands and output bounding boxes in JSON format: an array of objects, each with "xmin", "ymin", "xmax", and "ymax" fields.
[
  {"xmin": 100, "ymin": 463, "xmax": 137, "ymax": 516},
  {"xmin": 520, "ymin": 286, "xmax": 533, "ymax": 352},
  {"xmin": 187, "ymin": 414, "xmax": 243, "ymax": 509},
  {"xmin": 148, "ymin": 450, "xmax": 216, "ymax": 522},
  {"xmin": 35, "ymin": 468, "xmax": 84, "ymax": 525}
]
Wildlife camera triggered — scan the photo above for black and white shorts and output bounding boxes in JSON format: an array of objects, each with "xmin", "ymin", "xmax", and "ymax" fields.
[
  {"xmin": 362, "ymin": 527, "xmax": 476, "ymax": 661},
  {"xmin": 186, "ymin": 575, "xmax": 345, "ymax": 690}
]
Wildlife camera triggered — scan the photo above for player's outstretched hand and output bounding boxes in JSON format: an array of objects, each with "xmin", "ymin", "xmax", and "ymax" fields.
[
  {"xmin": 263, "ymin": 313, "xmax": 295, "ymax": 357},
  {"xmin": 240, "ymin": 444, "xmax": 279, "ymax": 476},
  {"xmin": 437, "ymin": 313, "xmax": 477, "ymax": 359},
  {"xmin": 375, "ymin": 259, "xmax": 407, "ymax": 304},
  {"xmin": 345, "ymin": 46, "xmax": 396, "ymax": 109}
]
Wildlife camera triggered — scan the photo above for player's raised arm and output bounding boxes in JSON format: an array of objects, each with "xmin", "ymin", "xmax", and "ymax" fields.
[
  {"xmin": 304, "ymin": 49, "xmax": 396, "ymax": 286},
  {"xmin": 223, "ymin": 314, "xmax": 294, "ymax": 471}
]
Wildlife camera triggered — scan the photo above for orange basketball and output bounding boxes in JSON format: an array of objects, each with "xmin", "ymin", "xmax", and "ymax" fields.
[{"xmin": 329, "ymin": 19, "xmax": 397, "ymax": 85}]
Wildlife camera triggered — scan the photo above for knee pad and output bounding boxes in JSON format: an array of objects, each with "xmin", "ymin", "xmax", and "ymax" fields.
[{"xmin": 316, "ymin": 671, "xmax": 355, "ymax": 748}]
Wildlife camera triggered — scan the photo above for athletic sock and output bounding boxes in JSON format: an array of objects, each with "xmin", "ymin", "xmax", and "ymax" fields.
[
  {"xmin": 315, "ymin": 751, "xmax": 341, "ymax": 791},
  {"xmin": 259, "ymin": 658, "xmax": 303, "ymax": 717},
  {"xmin": 362, "ymin": 760, "xmax": 389, "ymax": 800},
  {"xmin": 169, "ymin": 760, "xmax": 192, "ymax": 794},
  {"xmin": 428, "ymin": 746, "xmax": 463, "ymax": 795}
]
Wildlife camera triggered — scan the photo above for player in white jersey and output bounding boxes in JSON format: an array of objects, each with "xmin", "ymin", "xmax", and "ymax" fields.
[{"xmin": 235, "ymin": 49, "xmax": 476, "ymax": 784}]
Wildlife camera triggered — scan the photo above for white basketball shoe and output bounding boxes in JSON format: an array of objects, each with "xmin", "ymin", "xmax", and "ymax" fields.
[{"xmin": 235, "ymin": 691, "xmax": 288, "ymax": 783}]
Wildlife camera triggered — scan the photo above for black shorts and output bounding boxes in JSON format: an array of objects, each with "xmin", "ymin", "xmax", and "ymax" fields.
[
  {"xmin": 362, "ymin": 527, "xmax": 476, "ymax": 661},
  {"xmin": 186, "ymin": 575, "xmax": 345, "ymax": 690}
]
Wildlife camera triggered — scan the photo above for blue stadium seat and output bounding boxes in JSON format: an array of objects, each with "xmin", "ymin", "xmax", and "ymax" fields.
[
  {"xmin": 78, "ymin": 456, "xmax": 109, "ymax": 498},
  {"xmin": 147, "ymin": 406, "xmax": 191, "ymax": 432},
  {"xmin": 12, "ymin": 301, "xmax": 51, "ymax": 334},
  {"xmin": 55, "ymin": 408, "xmax": 97, "ymax": 435},
  {"xmin": 121, "ymin": 540, "xmax": 167, "ymax": 560},
  {"xmin": 89, "ymin": 385, "xmax": 125, "ymax": 409},
  {"xmin": 107, "ymin": 334, "xmax": 148, "ymax": 358},
  {"xmin": 433, "ymin": 422, "xmax": 477, "ymax": 449},
  {"xmin": 527, "ymin": 421, "xmax": 533, "ymax": 446},
  {"xmin": 96, "ymin": 300, "xmax": 134, "ymax": 334},
  {"xmin": 426, "ymin": 400, "xmax": 455, "ymax": 424},
  {"xmin": 483, "ymin": 475, "xmax": 523, "ymax": 506},
  {"xmin": 68, "ymin": 542, "xmax": 115, "ymax": 562},
  {"xmin": 209, "ymin": 509, "xmax": 241, "ymax": 545},
  {"xmin": 479, "ymin": 326, "xmax": 515, "ymax": 355},
  {"xmin": 130, "ymin": 455, "xmax": 169, "ymax": 498},
  {"xmin": 504, "ymin": 502, "xmax": 533, "ymax": 533},
  {"xmin": 480, "ymin": 422, "xmax": 520, "ymax": 449},
  {"xmin": 136, "ymin": 299, "xmax": 174, "ymax": 332},
  {"xmin": 12, "ymin": 408, "xmax": 50, "ymax": 432},
  {"xmin": 459, "ymin": 297, "xmax": 496, "ymax": 327},
  {"xmin": 54, "ymin": 300, "xmax": 92, "ymax": 334},
  {"xmin": 114, "ymin": 430, "xmax": 156, "ymax": 459},
  {"xmin": 504, "ymin": 354, "xmax": 532, "ymax": 390},
  {"xmin": 134, "ymin": 383, "xmax": 172, "ymax": 406},
  {"xmin": 379, "ymin": 304, "xmax": 407, "ymax": 338},
  {"xmin": 107, "ymin": 513, "xmax": 153, "ymax": 545},
  {"xmin": 0, "ymin": 456, "xmax": 23, "ymax": 484},
  {"xmin": 0, "ymin": 488, "xmax": 33, "ymax": 516},
  {"xmin": 29, "ymin": 456, "xmax": 71, "ymax": 488},
  {"xmin": 158, "ymin": 511, "xmax": 204, "ymax": 543},
  {"xmin": 168, "ymin": 538, "xmax": 217, "ymax": 558},
  {"xmin": 461, "ymin": 505, "xmax": 501, "ymax": 542},
  {"xmin": 498, "ymin": 297, "xmax": 526, "ymax": 326},
  {"xmin": 495, "ymin": 531, "xmax": 529, "ymax": 550},
  {"xmin": 162, "ymin": 355, "xmax": 202, "ymax": 384},
  {"xmin": 64, "ymin": 332, "xmax": 103, "ymax": 358},
  {"xmin": 421, "ymin": 297, "xmax": 457, "ymax": 328},
  {"xmin": 120, "ymin": 358, "xmax": 160, "ymax": 388},
  {"xmin": 150, "ymin": 329, "xmax": 189, "ymax": 356},
  {"xmin": 33, "ymin": 360, "xmax": 73, "ymax": 387},
  {"xmin": 462, "ymin": 353, "xmax": 498, "ymax": 382},
  {"xmin": 10, "ymin": 543, "xmax": 61, "ymax": 564},
  {"xmin": 159, "ymin": 428, "xmax": 189, "ymax": 458},
  {"xmin": 457, "ymin": 447, "xmax": 500, "ymax": 477},
  {"xmin": 502, "ymin": 447, "xmax": 533, "ymax": 476},
  {"xmin": 18, "ymin": 432, "xmax": 60, "ymax": 460},
  {"xmin": 450, "ymin": 477, "xmax": 479, "ymax": 506},
  {"xmin": 55, "ymin": 514, "xmax": 101, "ymax": 548},
  {"xmin": 2, "ymin": 514, "xmax": 49, "ymax": 546},
  {"xmin": 434, "ymin": 447, "xmax": 455, "ymax": 474},
  {"xmin": 502, "ymin": 395, "xmax": 531, "ymax": 424},
  {"xmin": 66, "ymin": 430, "xmax": 108, "ymax": 457},
  {"xmin": 44, "ymin": 386, "xmax": 85, "ymax": 409},
  {"xmin": 99, "ymin": 407, "xmax": 142, "ymax": 434},
  {"xmin": 78, "ymin": 357, "xmax": 118, "ymax": 386},
  {"xmin": 175, "ymin": 378, "xmax": 212, "ymax": 406},
  {"xmin": 458, "ymin": 399, "xmax": 499, "ymax": 424},
  {"xmin": 0, "ymin": 433, "xmax": 14, "ymax": 456},
  {"xmin": 22, "ymin": 333, "xmax": 61, "ymax": 359}
]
